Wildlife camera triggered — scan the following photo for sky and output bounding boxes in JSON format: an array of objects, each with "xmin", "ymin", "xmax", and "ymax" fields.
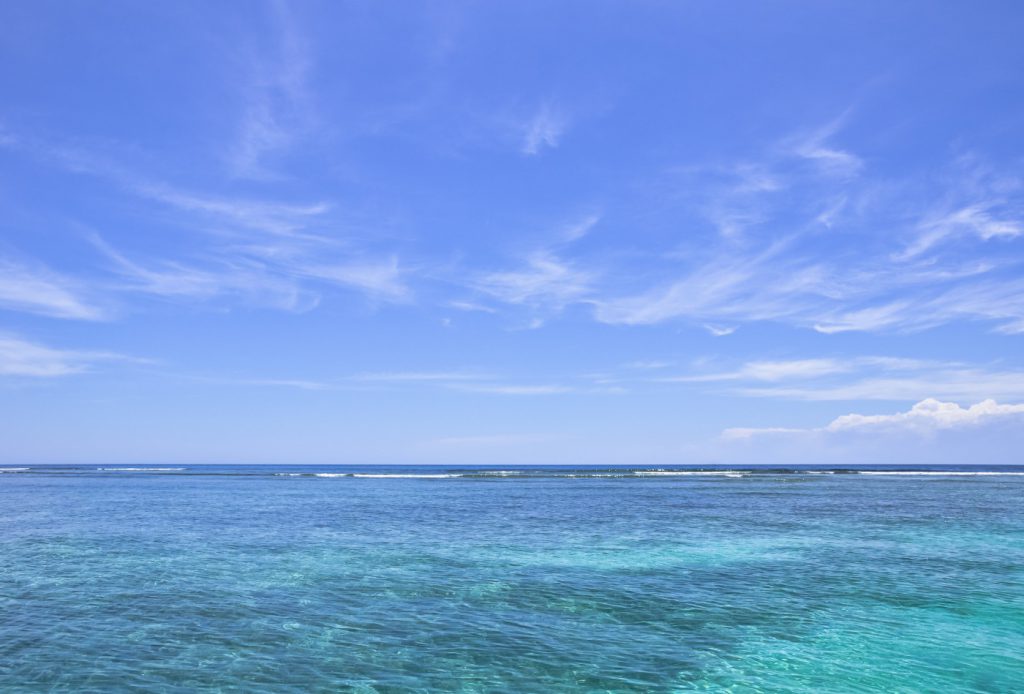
[{"xmin": 1, "ymin": 0, "xmax": 1024, "ymax": 465}]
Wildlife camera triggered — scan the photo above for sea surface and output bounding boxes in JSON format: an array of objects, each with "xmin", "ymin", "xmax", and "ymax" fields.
[{"xmin": 2, "ymin": 464, "xmax": 1023, "ymax": 692}]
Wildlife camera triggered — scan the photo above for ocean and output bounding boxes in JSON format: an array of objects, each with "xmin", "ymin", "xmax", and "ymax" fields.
[{"xmin": 2, "ymin": 465, "xmax": 1023, "ymax": 692}]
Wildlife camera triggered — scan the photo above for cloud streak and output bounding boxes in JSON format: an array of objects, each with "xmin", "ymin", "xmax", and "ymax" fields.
[
  {"xmin": 662, "ymin": 355, "xmax": 1024, "ymax": 403},
  {"xmin": 0, "ymin": 334, "xmax": 135, "ymax": 377},
  {"xmin": 228, "ymin": 0, "xmax": 315, "ymax": 178},
  {"xmin": 0, "ymin": 259, "xmax": 106, "ymax": 320},
  {"xmin": 521, "ymin": 105, "xmax": 567, "ymax": 155}
]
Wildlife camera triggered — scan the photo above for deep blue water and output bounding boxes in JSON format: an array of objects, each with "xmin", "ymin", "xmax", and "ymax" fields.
[{"xmin": 2, "ymin": 464, "xmax": 1023, "ymax": 692}]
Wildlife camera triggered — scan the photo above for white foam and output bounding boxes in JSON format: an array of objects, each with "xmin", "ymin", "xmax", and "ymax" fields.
[
  {"xmin": 0, "ymin": 467, "xmax": 29, "ymax": 472},
  {"xmin": 857, "ymin": 471, "xmax": 1024, "ymax": 476},
  {"xmin": 97, "ymin": 467, "xmax": 186, "ymax": 472},
  {"xmin": 351, "ymin": 473, "xmax": 462, "ymax": 478},
  {"xmin": 634, "ymin": 470, "xmax": 745, "ymax": 476}
]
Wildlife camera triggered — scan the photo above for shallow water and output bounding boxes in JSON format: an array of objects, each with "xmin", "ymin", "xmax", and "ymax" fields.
[{"xmin": 2, "ymin": 465, "xmax": 1023, "ymax": 692}]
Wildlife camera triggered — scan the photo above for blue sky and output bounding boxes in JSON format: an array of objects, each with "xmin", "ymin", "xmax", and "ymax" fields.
[{"xmin": 2, "ymin": 1, "xmax": 1024, "ymax": 465}]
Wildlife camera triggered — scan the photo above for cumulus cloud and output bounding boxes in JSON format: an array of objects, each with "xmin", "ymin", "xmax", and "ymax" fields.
[
  {"xmin": 827, "ymin": 398, "xmax": 1024, "ymax": 431},
  {"xmin": 713, "ymin": 398, "xmax": 1024, "ymax": 465},
  {"xmin": 723, "ymin": 398, "xmax": 1024, "ymax": 439}
]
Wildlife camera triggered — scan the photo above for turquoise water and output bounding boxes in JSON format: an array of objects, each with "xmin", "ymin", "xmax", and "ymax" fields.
[{"xmin": 2, "ymin": 465, "xmax": 1023, "ymax": 692}]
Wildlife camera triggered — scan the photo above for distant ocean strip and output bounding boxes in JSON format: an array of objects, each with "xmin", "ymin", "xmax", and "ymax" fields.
[{"xmin": 4, "ymin": 466, "xmax": 1024, "ymax": 478}]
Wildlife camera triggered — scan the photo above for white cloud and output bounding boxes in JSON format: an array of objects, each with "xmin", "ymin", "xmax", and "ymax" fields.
[
  {"xmin": 897, "ymin": 203, "xmax": 1022, "ymax": 260},
  {"xmin": 813, "ymin": 302, "xmax": 912, "ymax": 334},
  {"xmin": 228, "ymin": 0, "xmax": 315, "ymax": 178},
  {"xmin": 449, "ymin": 300, "xmax": 497, "ymax": 314},
  {"xmin": 92, "ymin": 236, "xmax": 318, "ymax": 312},
  {"xmin": 0, "ymin": 334, "xmax": 131, "ymax": 377},
  {"xmin": 662, "ymin": 353, "xmax": 1024, "ymax": 403},
  {"xmin": 736, "ymin": 368, "xmax": 1024, "ymax": 402},
  {"xmin": 559, "ymin": 214, "xmax": 601, "ymax": 243},
  {"xmin": 137, "ymin": 184, "xmax": 330, "ymax": 237},
  {"xmin": 788, "ymin": 119, "xmax": 863, "ymax": 177},
  {"xmin": 704, "ymin": 324, "xmax": 737, "ymax": 337},
  {"xmin": 521, "ymin": 105, "xmax": 567, "ymax": 155},
  {"xmin": 827, "ymin": 398, "xmax": 1024, "ymax": 431},
  {"xmin": 0, "ymin": 259, "xmax": 106, "ymax": 320},
  {"xmin": 351, "ymin": 371, "xmax": 489, "ymax": 382},
  {"xmin": 300, "ymin": 257, "xmax": 409, "ymax": 301},
  {"xmin": 0, "ymin": 127, "xmax": 333, "ymax": 240},
  {"xmin": 665, "ymin": 358, "xmax": 851, "ymax": 384},
  {"xmin": 8, "ymin": 111, "xmax": 1024, "ymax": 336},
  {"xmin": 591, "ymin": 245, "xmax": 808, "ymax": 326},
  {"xmin": 623, "ymin": 360, "xmax": 673, "ymax": 370},
  {"xmin": 654, "ymin": 355, "xmax": 1024, "ymax": 404},
  {"xmin": 478, "ymin": 251, "xmax": 594, "ymax": 309},
  {"xmin": 795, "ymin": 142, "xmax": 862, "ymax": 177},
  {"xmin": 713, "ymin": 397, "xmax": 1024, "ymax": 465},
  {"xmin": 340, "ymin": 371, "xmax": 578, "ymax": 395},
  {"xmin": 237, "ymin": 378, "xmax": 330, "ymax": 390},
  {"xmin": 449, "ymin": 383, "xmax": 572, "ymax": 395},
  {"xmin": 724, "ymin": 398, "xmax": 1024, "ymax": 439}
]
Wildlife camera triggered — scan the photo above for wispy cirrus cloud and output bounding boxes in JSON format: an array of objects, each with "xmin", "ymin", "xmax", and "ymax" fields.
[
  {"xmin": 97, "ymin": 240, "xmax": 412, "ymax": 312},
  {"xmin": 666, "ymin": 354, "xmax": 1024, "ymax": 403},
  {"xmin": 0, "ymin": 258, "xmax": 107, "ymax": 320},
  {"xmin": 663, "ymin": 358, "xmax": 857, "ymax": 383},
  {"xmin": 0, "ymin": 334, "xmax": 136, "ymax": 377},
  {"xmin": 788, "ymin": 121, "xmax": 863, "ymax": 178},
  {"xmin": 735, "ymin": 368, "xmax": 1024, "ymax": 402},
  {"xmin": 521, "ymin": 104, "xmax": 567, "ymax": 155},
  {"xmin": 448, "ymin": 383, "xmax": 573, "ymax": 395},
  {"xmin": 463, "ymin": 213, "xmax": 602, "ymax": 322},
  {"xmin": 590, "ymin": 241, "xmax": 817, "ymax": 327},
  {"xmin": 193, "ymin": 376, "xmax": 333, "ymax": 391},
  {"xmin": 300, "ymin": 257, "xmax": 409, "ymax": 301},
  {"xmin": 343, "ymin": 370, "xmax": 578, "ymax": 395},
  {"xmin": 3, "ymin": 115, "xmax": 409, "ymax": 314},
  {"xmin": 477, "ymin": 251, "xmax": 595, "ymax": 311},
  {"xmin": 583, "ymin": 124, "xmax": 1024, "ymax": 335},
  {"xmin": 91, "ymin": 236, "xmax": 319, "ymax": 312},
  {"xmin": 228, "ymin": 0, "xmax": 316, "ymax": 178},
  {"xmin": 895, "ymin": 202, "xmax": 1023, "ymax": 260},
  {"xmin": 350, "ymin": 370, "xmax": 490, "ymax": 383},
  {"xmin": 1, "ymin": 131, "xmax": 332, "ymax": 240},
  {"xmin": 136, "ymin": 183, "xmax": 331, "ymax": 237}
]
